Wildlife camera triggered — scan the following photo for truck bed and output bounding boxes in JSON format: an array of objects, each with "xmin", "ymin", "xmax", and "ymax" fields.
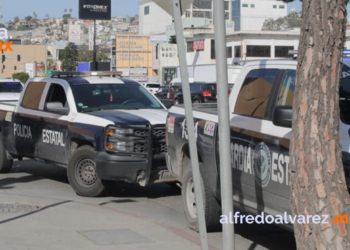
[{"xmin": 0, "ymin": 101, "xmax": 17, "ymax": 112}]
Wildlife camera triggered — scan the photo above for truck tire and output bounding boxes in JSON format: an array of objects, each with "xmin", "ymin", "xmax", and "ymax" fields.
[
  {"xmin": 181, "ymin": 156, "xmax": 221, "ymax": 232},
  {"xmin": 67, "ymin": 145, "xmax": 106, "ymax": 197},
  {"xmin": 0, "ymin": 135, "xmax": 13, "ymax": 173}
]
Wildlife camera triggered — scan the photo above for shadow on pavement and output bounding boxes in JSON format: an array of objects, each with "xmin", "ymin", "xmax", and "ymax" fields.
[
  {"xmin": 3, "ymin": 160, "xmax": 181, "ymax": 200},
  {"xmin": 235, "ymin": 221, "xmax": 296, "ymax": 250},
  {"xmin": 104, "ymin": 182, "xmax": 181, "ymax": 199},
  {"xmin": 0, "ymin": 175, "xmax": 43, "ymax": 190},
  {"xmin": 0, "ymin": 200, "xmax": 72, "ymax": 225},
  {"xmin": 10, "ymin": 160, "xmax": 69, "ymax": 184}
]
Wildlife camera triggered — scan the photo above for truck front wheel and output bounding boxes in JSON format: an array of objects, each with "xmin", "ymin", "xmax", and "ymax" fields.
[
  {"xmin": 181, "ymin": 157, "xmax": 221, "ymax": 232},
  {"xmin": 0, "ymin": 134, "xmax": 13, "ymax": 173},
  {"xmin": 67, "ymin": 145, "xmax": 106, "ymax": 197}
]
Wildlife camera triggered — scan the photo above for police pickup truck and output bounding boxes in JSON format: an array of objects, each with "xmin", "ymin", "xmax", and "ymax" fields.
[
  {"xmin": 0, "ymin": 72, "xmax": 170, "ymax": 197},
  {"xmin": 166, "ymin": 60, "xmax": 350, "ymax": 231}
]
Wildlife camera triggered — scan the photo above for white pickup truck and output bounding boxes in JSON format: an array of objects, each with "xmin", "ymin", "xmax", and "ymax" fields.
[
  {"xmin": 0, "ymin": 72, "xmax": 171, "ymax": 197},
  {"xmin": 165, "ymin": 60, "xmax": 350, "ymax": 231}
]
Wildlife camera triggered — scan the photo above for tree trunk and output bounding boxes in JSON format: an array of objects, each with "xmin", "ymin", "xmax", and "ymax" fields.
[{"xmin": 290, "ymin": 0, "xmax": 350, "ymax": 249}]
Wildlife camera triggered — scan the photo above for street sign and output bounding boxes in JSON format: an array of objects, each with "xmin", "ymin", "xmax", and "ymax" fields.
[{"xmin": 153, "ymin": 0, "xmax": 193, "ymax": 16}]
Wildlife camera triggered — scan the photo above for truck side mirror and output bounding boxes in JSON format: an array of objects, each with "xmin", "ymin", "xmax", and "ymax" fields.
[
  {"xmin": 45, "ymin": 102, "xmax": 69, "ymax": 116},
  {"xmin": 273, "ymin": 105, "xmax": 292, "ymax": 128}
]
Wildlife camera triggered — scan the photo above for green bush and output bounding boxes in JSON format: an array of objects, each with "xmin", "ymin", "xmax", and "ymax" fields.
[{"xmin": 12, "ymin": 72, "xmax": 30, "ymax": 84}]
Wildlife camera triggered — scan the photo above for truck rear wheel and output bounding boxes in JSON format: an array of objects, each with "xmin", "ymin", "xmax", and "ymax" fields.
[
  {"xmin": 181, "ymin": 156, "xmax": 221, "ymax": 232},
  {"xmin": 67, "ymin": 145, "xmax": 106, "ymax": 197},
  {"xmin": 0, "ymin": 135, "xmax": 13, "ymax": 173}
]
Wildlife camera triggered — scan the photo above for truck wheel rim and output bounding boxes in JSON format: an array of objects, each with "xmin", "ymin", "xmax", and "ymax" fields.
[
  {"xmin": 186, "ymin": 177, "xmax": 197, "ymax": 219},
  {"xmin": 76, "ymin": 158, "xmax": 98, "ymax": 187}
]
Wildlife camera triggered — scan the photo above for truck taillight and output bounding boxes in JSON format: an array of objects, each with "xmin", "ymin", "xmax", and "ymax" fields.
[{"xmin": 202, "ymin": 91, "xmax": 212, "ymax": 97}]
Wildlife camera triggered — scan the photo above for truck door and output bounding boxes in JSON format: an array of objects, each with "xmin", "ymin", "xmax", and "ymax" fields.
[
  {"xmin": 13, "ymin": 81, "xmax": 47, "ymax": 158},
  {"xmin": 36, "ymin": 82, "xmax": 71, "ymax": 164},
  {"xmin": 230, "ymin": 68, "xmax": 292, "ymax": 215}
]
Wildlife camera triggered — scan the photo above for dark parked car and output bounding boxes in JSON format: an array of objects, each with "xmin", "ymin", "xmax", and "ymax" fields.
[
  {"xmin": 174, "ymin": 82, "xmax": 217, "ymax": 105},
  {"xmin": 155, "ymin": 85, "xmax": 182, "ymax": 108}
]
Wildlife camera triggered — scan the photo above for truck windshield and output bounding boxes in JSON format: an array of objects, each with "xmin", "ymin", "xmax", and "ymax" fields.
[
  {"xmin": 71, "ymin": 83, "xmax": 163, "ymax": 112},
  {"xmin": 0, "ymin": 82, "xmax": 23, "ymax": 93}
]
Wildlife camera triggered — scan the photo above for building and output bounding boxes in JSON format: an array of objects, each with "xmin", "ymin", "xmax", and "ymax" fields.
[
  {"xmin": 139, "ymin": 0, "xmax": 173, "ymax": 35},
  {"xmin": 232, "ymin": 0, "xmax": 288, "ymax": 31},
  {"xmin": 139, "ymin": 0, "xmax": 288, "ymax": 35},
  {"xmin": 115, "ymin": 34, "xmax": 156, "ymax": 82},
  {"xmin": 0, "ymin": 45, "xmax": 47, "ymax": 78}
]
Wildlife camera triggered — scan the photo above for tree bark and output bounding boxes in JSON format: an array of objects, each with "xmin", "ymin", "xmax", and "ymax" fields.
[{"xmin": 290, "ymin": 0, "xmax": 350, "ymax": 249}]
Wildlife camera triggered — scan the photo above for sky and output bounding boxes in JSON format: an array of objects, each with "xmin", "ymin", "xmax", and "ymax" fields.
[
  {"xmin": 1, "ymin": 0, "xmax": 350, "ymax": 22},
  {"xmin": 2, "ymin": 0, "xmax": 139, "ymax": 22}
]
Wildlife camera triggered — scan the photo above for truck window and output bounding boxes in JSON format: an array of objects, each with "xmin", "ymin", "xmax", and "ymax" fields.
[
  {"xmin": 276, "ymin": 68, "xmax": 350, "ymax": 125},
  {"xmin": 234, "ymin": 69, "xmax": 279, "ymax": 119},
  {"xmin": 45, "ymin": 84, "xmax": 68, "ymax": 109},
  {"xmin": 21, "ymin": 81, "xmax": 46, "ymax": 110},
  {"xmin": 276, "ymin": 70, "xmax": 295, "ymax": 106}
]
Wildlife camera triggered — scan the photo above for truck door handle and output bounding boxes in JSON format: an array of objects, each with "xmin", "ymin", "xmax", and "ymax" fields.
[{"xmin": 263, "ymin": 137, "xmax": 280, "ymax": 146}]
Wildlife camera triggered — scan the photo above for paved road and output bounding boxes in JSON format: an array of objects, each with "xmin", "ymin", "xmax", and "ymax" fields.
[{"xmin": 0, "ymin": 160, "xmax": 296, "ymax": 250}]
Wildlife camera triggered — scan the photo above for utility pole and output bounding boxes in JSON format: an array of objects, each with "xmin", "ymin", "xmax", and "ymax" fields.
[
  {"xmin": 213, "ymin": 1, "xmax": 235, "ymax": 249},
  {"xmin": 172, "ymin": 0, "xmax": 209, "ymax": 250},
  {"xmin": 92, "ymin": 19, "xmax": 97, "ymax": 71}
]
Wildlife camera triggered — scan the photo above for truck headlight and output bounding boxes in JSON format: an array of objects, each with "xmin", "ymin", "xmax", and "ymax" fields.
[
  {"xmin": 105, "ymin": 126, "xmax": 134, "ymax": 152},
  {"xmin": 106, "ymin": 127, "xmax": 134, "ymax": 137}
]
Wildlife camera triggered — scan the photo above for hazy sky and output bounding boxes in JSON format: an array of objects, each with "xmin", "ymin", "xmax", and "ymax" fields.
[
  {"xmin": 1, "ymin": 1, "xmax": 349, "ymax": 22},
  {"xmin": 2, "ymin": 0, "xmax": 139, "ymax": 21}
]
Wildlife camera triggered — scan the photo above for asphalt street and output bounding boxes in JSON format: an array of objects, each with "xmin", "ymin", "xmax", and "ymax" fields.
[{"xmin": 0, "ymin": 160, "xmax": 297, "ymax": 250}]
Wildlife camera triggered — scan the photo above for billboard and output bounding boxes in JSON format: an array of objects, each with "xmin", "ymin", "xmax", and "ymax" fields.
[
  {"xmin": 68, "ymin": 24, "xmax": 81, "ymax": 43},
  {"xmin": 79, "ymin": 0, "xmax": 111, "ymax": 20},
  {"xmin": 88, "ymin": 25, "xmax": 94, "ymax": 51}
]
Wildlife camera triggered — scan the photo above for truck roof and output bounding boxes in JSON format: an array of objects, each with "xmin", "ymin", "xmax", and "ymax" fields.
[{"xmin": 30, "ymin": 76, "xmax": 140, "ymax": 86}]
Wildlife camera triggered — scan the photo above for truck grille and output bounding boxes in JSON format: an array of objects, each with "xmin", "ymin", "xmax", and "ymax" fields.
[
  {"xmin": 132, "ymin": 128, "xmax": 149, "ymax": 154},
  {"xmin": 152, "ymin": 126, "xmax": 167, "ymax": 154}
]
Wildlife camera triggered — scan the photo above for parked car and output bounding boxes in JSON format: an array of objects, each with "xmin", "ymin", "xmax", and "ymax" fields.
[
  {"xmin": 173, "ymin": 82, "xmax": 217, "ymax": 105},
  {"xmin": 0, "ymin": 72, "xmax": 173, "ymax": 197},
  {"xmin": 143, "ymin": 83, "xmax": 161, "ymax": 94},
  {"xmin": 155, "ymin": 85, "xmax": 182, "ymax": 108},
  {"xmin": 0, "ymin": 78, "xmax": 24, "ymax": 104},
  {"xmin": 165, "ymin": 60, "xmax": 350, "ymax": 232},
  {"xmin": 170, "ymin": 78, "xmax": 194, "ymax": 86}
]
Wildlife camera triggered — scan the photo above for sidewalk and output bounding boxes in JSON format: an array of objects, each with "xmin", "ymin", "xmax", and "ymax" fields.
[{"xmin": 0, "ymin": 191, "xmax": 209, "ymax": 250}]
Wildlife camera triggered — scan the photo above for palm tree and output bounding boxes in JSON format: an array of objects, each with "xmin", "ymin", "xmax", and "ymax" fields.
[
  {"xmin": 14, "ymin": 16, "xmax": 20, "ymax": 23},
  {"xmin": 69, "ymin": 8, "xmax": 72, "ymax": 14},
  {"xmin": 45, "ymin": 13, "xmax": 49, "ymax": 19},
  {"xmin": 64, "ymin": 8, "xmax": 67, "ymax": 14}
]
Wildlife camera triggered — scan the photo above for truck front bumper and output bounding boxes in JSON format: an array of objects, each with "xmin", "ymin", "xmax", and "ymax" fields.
[{"xmin": 96, "ymin": 152, "xmax": 149, "ymax": 183}]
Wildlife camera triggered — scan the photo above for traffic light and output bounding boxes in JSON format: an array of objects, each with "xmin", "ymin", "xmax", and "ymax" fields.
[
  {"xmin": 1, "ymin": 55, "xmax": 5, "ymax": 63},
  {"xmin": 17, "ymin": 55, "xmax": 21, "ymax": 61},
  {"xmin": 169, "ymin": 35, "xmax": 177, "ymax": 44}
]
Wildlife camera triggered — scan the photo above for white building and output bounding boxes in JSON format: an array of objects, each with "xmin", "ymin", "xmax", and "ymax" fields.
[
  {"xmin": 232, "ymin": 0, "xmax": 288, "ymax": 31},
  {"xmin": 139, "ymin": 0, "xmax": 288, "ymax": 35},
  {"xmin": 139, "ymin": 0, "xmax": 173, "ymax": 35}
]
